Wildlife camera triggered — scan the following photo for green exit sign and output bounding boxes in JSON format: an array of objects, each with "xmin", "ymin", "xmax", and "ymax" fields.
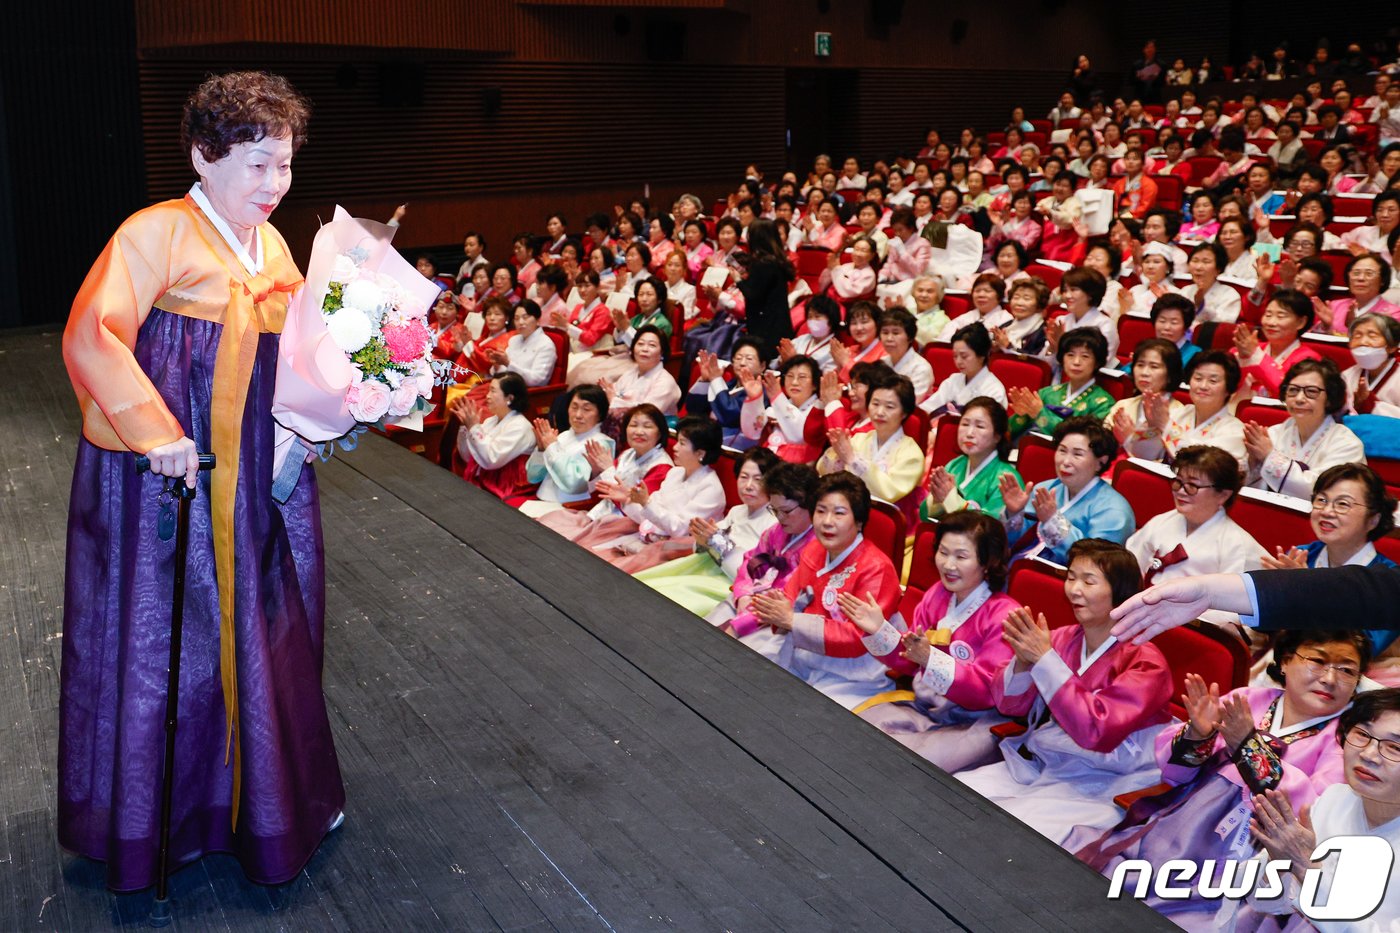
[{"xmin": 815, "ymin": 32, "xmax": 832, "ymax": 57}]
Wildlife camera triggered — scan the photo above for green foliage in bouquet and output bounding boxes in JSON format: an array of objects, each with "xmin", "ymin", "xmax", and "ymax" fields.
[
  {"xmin": 321, "ymin": 281, "xmax": 345, "ymax": 315},
  {"xmin": 351, "ymin": 337, "xmax": 393, "ymax": 378}
]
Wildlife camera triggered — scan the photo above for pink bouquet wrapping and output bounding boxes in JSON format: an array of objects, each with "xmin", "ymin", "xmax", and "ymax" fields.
[{"xmin": 271, "ymin": 206, "xmax": 442, "ymax": 500}]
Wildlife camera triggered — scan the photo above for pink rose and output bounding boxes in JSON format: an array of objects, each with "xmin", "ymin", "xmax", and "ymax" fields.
[
  {"xmin": 350, "ymin": 379, "xmax": 391, "ymax": 422},
  {"xmin": 388, "ymin": 381, "xmax": 420, "ymax": 417}
]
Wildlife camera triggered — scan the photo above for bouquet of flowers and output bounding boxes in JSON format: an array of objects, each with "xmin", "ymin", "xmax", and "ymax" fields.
[{"xmin": 270, "ymin": 206, "xmax": 443, "ymax": 500}]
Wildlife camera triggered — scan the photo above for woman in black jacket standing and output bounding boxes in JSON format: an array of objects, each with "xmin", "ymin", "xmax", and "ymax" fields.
[{"xmin": 740, "ymin": 218, "xmax": 796, "ymax": 360}]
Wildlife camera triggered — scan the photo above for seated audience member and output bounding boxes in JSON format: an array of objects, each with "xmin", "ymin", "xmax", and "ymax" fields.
[
  {"xmin": 990, "ymin": 277, "xmax": 1049, "ymax": 357},
  {"xmin": 855, "ymin": 511, "xmax": 1021, "ymax": 771},
  {"xmin": 485, "ymin": 263, "xmax": 523, "ymax": 308},
  {"xmin": 1244, "ymin": 359, "xmax": 1366, "ymax": 499},
  {"xmin": 1339, "ymin": 191, "xmax": 1400, "ymax": 257},
  {"xmin": 449, "ymin": 373, "xmax": 537, "ymax": 503},
  {"xmin": 956, "ymin": 539, "xmax": 1173, "ymax": 845},
  {"xmin": 1126, "ymin": 445, "xmax": 1266, "ymax": 623},
  {"xmin": 830, "ymin": 301, "xmax": 889, "ymax": 381},
  {"xmin": 1238, "ymin": 690, "xmax": 1400, "ymax": 928},
  {"xmin": 484, "ymin": 300, "xmax": 557, "ymax": 388},
  {"xmin": 804, "ymin": 200, "xmax": 847, "ymax": 251},
  {"xmin": 680, "ymin": 220, "xmax": 714, "ymax": 280},
  {"xmin": 599, "ymin": 325, "xmax": 682, "ymax": 436},
  {"xmin": 533, "ymin": 264, "xmax": 570, "ymax": 327},
  {"xmin": 429, "ymin": 290, "xmax": 467, "ymax": 361},
  {"xmin": 710, "ymin": 462, "xmax": 818, "ymax": 654},
  {"xmin": 1342, "ymin": 312, "xmax": 1400, "ymax": 415},
  {"xmin": 1080, "ymin": 242, "xmax": 1129, "ymax": 323},
  {"xmin": 1107, "ymin": 338, "xmax": 1184, "ymax": 461},
  {"xmin": 588, "ymin": 245, "xmax": 619, "ymax": 294},
  {"xmin": 1157, "ymin": 350, "xmax": 1247, "ymax": 471},
  {"xmin": 745, "ymin": 472, "xmax": 905, "ymax": 709},
  {"xmin": 538, "ymin": 403, "xmax": 672, "ymax": 534},
  {"xmin": 554, "ymin": 270, "xmax": 613, "ymax": 369},
  {"xmin": 923, "ymin": 398, "xmax": 1024, "ymax": 521},
  {"xmin": 921, "ymin": 323, "xmax": 1009, "ymax": 415},
  {"xmin": 1178, "ymin": 192, "xmax": 1221, "ymax": 243},
  {"xmin": 818, "ymin": 361, "xmax": 885, "ymax": 435},
  {"xmin": 1238, "ymin": 290, "xmax": 1325, "ymax": 404},
  {"xmin": 688, "ymin": 337, "xmax": 767, "ymax": 449},
  {"xmin": 645, "ymin": 214, "xmax": 677, "ymax": 274},
  {"xmin": 1051, "ymin": 267, "xmax": 1119, "ymax": 359},
  {"xmin": 785, "ymin": 294, "xmax": 840, "ymax": 373},
  {"xmin": 984, "ymin": 189, "xmax": 1043, "ymax": 261},
  {"xmin": 1037, "ymin": 174, "xmax": 1086, "ymax": 263},
  {"xmin": 1008, "ymin": 330, "xmax": 1116, "ymax": 438},
  {"xmin": 1319, "ymin": 252, "xmax": 1400, "ymax": 336},
  {"xmin": 740, "ymin": 354, "xmax": 826, "ymax": 463},
  {"xmin": 1240, "ymin": 162, "xmax": 1285, "ymax": 220},
  {"xmin": 938, "ymin": 273, "xmax": 1014, "ymax": 341},
  {"xmin": 1111, "ymin": 149, "xmax": 1158, "ymax": 220},
  {"xmin": 614, "ymin": 242, "xmax": 654, "ymax": 299},
  {"xmin": 1134, "ymin": 293, "xmax": 1200, "ymax": 372},
  {"xmin": 567, "ymin": 279, "xmax": 670, "ymax": 388},
  {"xmin": 1074, "ymin": 630, "xmax": 1369, "ymax": 927},
  {"xmin": 1126, "ymin": 243, "xmax": 1184, "ymax": 315},
  {"xmin": 460, "ymin": 295, "xmax": 514, "ymax": 382},
  {"xmin": 518, "ymin": 385, "xmax": 614, "ymax": 517},
  {"xmin": 1141, "ymin": 208, "xmax": 1189, "ymax": 275},
  {"xmin": 511, "ymin": 234, "xmax": 542, "ymax": 291},
  {"xmin": 819, "ymin": 234, "xmax": 879, "ymax": 305},
  {"xmin": 707, "ymin": 217, "xmax": 744, "ymax": 271},
  {"xmin": 1180, "ymin": 242, "xmax": 1242, "ymax": 326},
  {"xmin": 660, "ymin": 250, "xmax": 696, "ymax": 323},
  {"xmin": 817, "ymin": 372, "xmax": 924, "ymax": 521},
  {"xmin": 876, "ymin": 209, "xmax": 931, "ymax": 291},
  {"xmin": 1261, "ymin": 463, "xmax": 1399, "ymax": 655},
  {"xmin": 634, "ymin": 448, "xmax": 780, "ymax": 617},
  {"xmin": 1001, "ymin": 417, "xmax": 1136, "ymax": 563},
  {"xmin": 562, "ymin": 416, "xmax": 726, "ymax": 574},
  {"xmin": 897, "ymin": 276, "xmax": 950, "ymax": 349},
  {"xmin": 981, "ymin": 240, "xmax": 1031, "ymax": 292},
  {"xmin": 877, "ymin": 308, "xmax": 934, "ymax": 401}
]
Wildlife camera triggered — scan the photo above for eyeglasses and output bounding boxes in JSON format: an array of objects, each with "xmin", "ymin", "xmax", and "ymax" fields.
[
  {"xmin": 1294, "ymin": 652, "xmax": 1361, "ymax": 683},
  {"xmin": 1346, "ymin": 727, "xmax": 1400, "ymax": 763},
  {"xmin": 1170, "ymin": 477, "xmax": 1221, "ymax": 495},
  {"xmin": 1283, "ymin": 385, "xmax": 1325, "ymax": 400},
  {"xmin": 767, "ymin": 503, "xmax": 802, "ymax": 518},
  {"xmin": 1310, "ymin": 494, "xmax": 1364, "ymax": 516}
]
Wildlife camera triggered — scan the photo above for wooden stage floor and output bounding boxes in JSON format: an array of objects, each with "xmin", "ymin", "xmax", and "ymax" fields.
[{"xmin": 0, "ymin": 329, "xmax": 1169, "ymax": 931}]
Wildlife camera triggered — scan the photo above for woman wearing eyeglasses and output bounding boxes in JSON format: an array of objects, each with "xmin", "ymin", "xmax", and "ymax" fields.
[
  {"xmin": 1244, "ymin": 359, "xmax": 1366, "ymax": 499},
  {"xmin": 1245, "ymin": 687, "xmax": 1400, "ymax": 929},
  {"xmin": 1125, "ymin": 446, "xmax": 1266, "ymax": 632},
  {"xmin": 1259, "ymin": 464, "xmax": 1399, "ymax": 657},
  {"xmin": 1072, "ymin": 629, "xmax": 1371, "ymax": 929}
]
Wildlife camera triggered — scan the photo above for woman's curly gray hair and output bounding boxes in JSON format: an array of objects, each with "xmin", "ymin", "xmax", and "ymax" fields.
[{"xmin": 182, "ymin": 71, "xmax": 311, "ymax": 168}]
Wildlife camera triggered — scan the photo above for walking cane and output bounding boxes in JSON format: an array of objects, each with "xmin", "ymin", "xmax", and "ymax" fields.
[{"xmin": 136, "ymin": 451, "xmax": 216, "ymax": 927}]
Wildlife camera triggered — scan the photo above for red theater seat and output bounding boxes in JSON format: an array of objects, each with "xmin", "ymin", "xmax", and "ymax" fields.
[
  {"xmin": 1111, "ymin": 458, "xmax": 1176, "ymax": 529},
  {"xmin": 1230, "ymin": 488, "xmax": 1314, "ymax": 554},
  {"xmin": 864, "ymin": 499, "xmax": 908, "ymax": 567},
  {"xmin": 1007, "ymin": 558, "xmax": 1075, "ymax": 630},
  {"xmin": 1015, "ymin": 431, "xmax": 1058, "ymax": 486}
]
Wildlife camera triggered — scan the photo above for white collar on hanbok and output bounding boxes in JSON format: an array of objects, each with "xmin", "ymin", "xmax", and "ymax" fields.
[{"xmin": 188, "ymin": 182, "xmax": 262, "ymax": 275}]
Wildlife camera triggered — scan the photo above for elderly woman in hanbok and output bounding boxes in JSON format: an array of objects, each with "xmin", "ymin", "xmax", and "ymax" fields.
[
  {"xmin": 448, "ymin": 373, "xmax": 537, "ymax": 504},
  {"xmin": 1126, "ymin": 445, "xmax": 1267, "ymax": 631},
  {"xmin": 817, "ymin": 372, "xmax": 925, "ymax": 525},
  {"xmin": 1000, "ymin": 417, "xmax": 1136, "ymax": 564},
  {"xmin": 739, "ymin": 355, "xmax": 827, "ymax": 463},
  {"xmin": 537, "ymin": 399, "xmax": 671, "ymax": 525},
  {"xmin": 923, "ymin": 398, "xmax": 1024, "ymax": 522},
  {"xmin": 1243, "ymin": 688, "xmax": 1400, "ymax": 930},
  {"xmin": 1259, "ymin": 463, "xmax": 1400, "ymax": 658},
  {"xmin": 594, "ymin": 326, "xmax": 680, "ymax": 440},
  {"xmin": 919, "ymin": 323, "xmax": 1008, "ymax": 417},
  {"xmin": 1244, "ymin": 359, "xmax": 1366, "ymax": 500},
  {"xmin": 1106, "ymin": 338, "xmax": 1184, "ymax": 461},
  {"xmin": 1125, "ymin": 243, "xmax": 1184, "ymax": 315},
  {"xmin": 1342, "ymin": 312, "xmax": 1400, "ymax": 415},
  {"xmin": 746, "ymin": 472, "xmax": 905, "ymax": 708},
  {"xmin": 59, "ymin": 71, "xmax": 342, "ymax": 891},
  {"xmin": 818, "ymin": 234, "xmax": 878, "ymax": 305},
  {"xmin": 956, "ymin": 540, "xmax": 1174, "ymax": 845},
  {"xmin": 989, "ymin": 277, "xmax": 1048, "ymax": 358},
  {"xmin": 1318, "ymin": 252, "xmax": 1400, "ymax": 337},
  {"xmin": 550, "ymin": 269, "xmax": 612, "ymax": 372},
  {"xmin": 829, "ymin": 300, "xmax": 889, "ymax": 383},
  {"xmin": 784, "ymin": 294, "xmax": 839, "ymax": 373},
  {"xmin": 712, "ymin": 462, "xmax": 819, "ymax": 661},
  {"xmin": 1181, "ymin": 242, "xmax": 1242, "ymax": 326},
  {"xmin": 1007, "ymin": 330, "xmax": 1117, "ymax": 439},
  {"xmin": 687, "ymin": 337, "xmax": 766, "ymax": 449},
  {"xmin": 567, "ymin": 276, "xmax": 671, "ymax": 388},
  {"xmin": 1072, "ymin": 630, "xmax": 1369, "ymax": 929},
  {"xmin": 517, "ymin": 385, "xmax": 613, "ymax": 518},
  {"xmin": 1233, "ymin": 289, "xmax": 1323, "ymax": 401},
  {"xmin": 635, "ymin": 448, "xmax": 779, "ymax": 616},
  {"xmin": 565, "ymin": 416, "xmax": 726, "ymax": 574},
  {"xmin": 1155, "ymin": 350, "xmax": 1248, "ymax": 472},
  {"xmin": 854, "ymin": 512, "xmax": 1022, "ymax": 772}
]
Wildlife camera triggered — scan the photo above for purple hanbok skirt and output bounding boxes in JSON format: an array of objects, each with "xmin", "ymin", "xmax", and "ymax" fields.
[{"xmin": 59, "ymin": 308, "xmax": 344, "ymax": 891}]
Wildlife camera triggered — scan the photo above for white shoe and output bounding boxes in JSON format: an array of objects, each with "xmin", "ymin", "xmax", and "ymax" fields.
[{"xmin": 328, "ymin": 810, "xmax": 346, "ymax": 832}]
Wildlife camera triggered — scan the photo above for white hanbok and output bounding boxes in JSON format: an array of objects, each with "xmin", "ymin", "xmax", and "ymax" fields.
[
  {"xmin": 919, "ymin": 365, "xmax": 1008, "ymax": 414},
  {"xmin": 1248, "ymin": 416, "xmax": 1367, "ymax": 500}
]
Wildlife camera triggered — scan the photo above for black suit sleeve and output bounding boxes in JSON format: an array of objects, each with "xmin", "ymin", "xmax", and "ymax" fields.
[{"xmin": 1247, "ymin": 565, "xmax": 1400, "ymax": 631}]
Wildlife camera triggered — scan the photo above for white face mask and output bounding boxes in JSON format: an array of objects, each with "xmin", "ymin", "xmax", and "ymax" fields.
[
  {"xmin": 1351, "ymin": 345, "xmax": 1392, "ymax": 370},
  {"xmin": 807, "ymin": 320, "xmax": 831, "ymax": 339}
]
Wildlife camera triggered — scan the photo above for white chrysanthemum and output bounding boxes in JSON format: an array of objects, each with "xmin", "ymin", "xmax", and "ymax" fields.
[
  {"xmin": 384, "ymin": 369, "xmax": 403, "ymax": 389},
  {"xmin": 325, "ymin": 306, "xmax": 373, "ymax": 353},
  {"xmin": 342, "ymin": 278, "xmax": 386, "ymax": 316},
  {"xmin": 330, "ymin": 254, "xmax": 359, "ymax": 283}
]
